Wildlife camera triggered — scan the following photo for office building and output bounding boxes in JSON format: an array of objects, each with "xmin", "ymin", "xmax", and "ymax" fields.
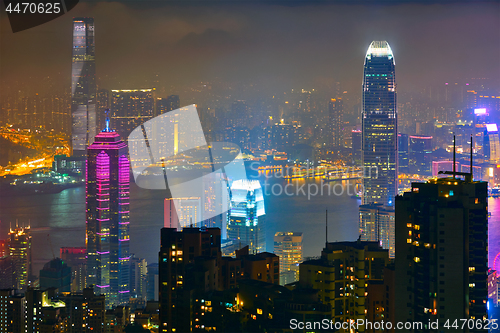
[
  {"xmin": 299, "ymin": 240, "xmax": 389, "ymax": 330},
  {"xmin": 432, "ymin": 161, "xmax": 460, "ymax": 178},
  {"xmin": 159, "ymin": 227, "xmax": 222, "ymax": 333},
  {"xmin": 362, "ymin": 41, "xmax": 397, "ymax": 206},
  {"xmin": 409, "ymin": 135, "xmax": 433, "ymax": 175},
  {"xmin": 110, "ymin": 89, "xmax": 155, "ymax": 138},
  {"xmin": 8, "ymin": 226, "xmax": 32, "ymax": 291},
  {"xmin": 146, "ymin": 263, "xmax": 158, "ymax": 302},
  {"xmin": 274, "ymin": 232, "xmax": 303, "ymax": 285},
  {"xmin": 352, "ymin": 130, "xmax": 362, "ymax": 160},
  {"xmin": 60, "ymin": 247, "xmax": 86, "ymax": 292},
  {"xmin": 39, "ymin": 258, "xmax": 72, "ymax": 292},
  {"xmin": 484, "ymin": 124, "xmax": 500, "ymax": 164},
  {"xmin": 164, "ymin": 197, "xmax": 202, "ymax": 229},
  {"xmin": 86, "ymin": 117, "xmax": 130, "ymax": 308},
  {"xmin": 157, "ymin": 95, "xmax": 180, "ymax": 115},
  {"xmin": 227, "ymin": 180, "xmax": 266, "ymax": 253},
  {"xmin": 71, "ymin": 17, "xmax": 96, "ymax": 155},
  {"xmin": 398, "ymin": 133, "xmax": 409, "ymax": 173},
  {"xmin": 359, "ymin": 203, "xmax": 395, "ymax": 258},
  {"xmin": 395, "ymin": 173, "xmax": 488, "ymax": 331},
  {"xmin": 329, "ymin": 98, "xmax": 343, "ymax": 148},
  {"xmin": 130, "ymin": 255, "xmax": 147, "ymax": 300},
  {"xmin": 0, "ymin": 289, "xmax": 26, "ymax": 333}
]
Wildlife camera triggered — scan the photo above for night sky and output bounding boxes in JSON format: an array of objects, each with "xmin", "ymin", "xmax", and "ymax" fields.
[{"xmin": 1, "ymin": 0, "xmax": 499, "ymax": 95}]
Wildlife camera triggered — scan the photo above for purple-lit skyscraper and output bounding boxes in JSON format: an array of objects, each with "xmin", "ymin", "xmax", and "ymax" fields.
[{"xmin": 86, "ymin": 114, "xmax": 130, "ymax": 308}]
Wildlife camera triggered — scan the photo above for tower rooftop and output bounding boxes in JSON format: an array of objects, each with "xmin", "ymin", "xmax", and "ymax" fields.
[{"xmin": 366, "ymin": 41, "xmax": 394, "ymax": 61}]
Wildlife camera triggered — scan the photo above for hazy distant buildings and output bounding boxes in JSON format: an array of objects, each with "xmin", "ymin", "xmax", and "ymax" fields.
[
  {"xmin": 395, "ymin": 175, "xmax": 488, "ymax": 330},
  {"xmin": 157, "ymin": 95, "xmax": 180, "ymax": 115},
  {"xmin": 362, "ymin": 41, "xmax": 397, "ymax": 206},
  {"xmin": 409, "ymin": 135, "xmax": 433, "ymax": 175},
  {"xmin": 352, "ymin": 130, "xmax": 362, "ymax": 160},
  {"xmin": 8, "ymin": 226, "xmax": 31, "ymax": 291},
  {"xmin": 110, "ymin": 89, "xmax": 155, "ymax": 138},
  {"xmin": 130, "ymin": 255, "xmax": 147, "ymax": 300},
  {"xmin": 359, "ymin": 203, "xmax": 395, "ymax": 258},
  {"xmin": 398, "ymin": 133, "xmax": 409, "ymax": 173},
  {"xmin": 329, "ymin": 98, "xmax": 343, "ymax": 148},
  {"xmin": 71, "ymin": 17, "xmax": 96, "ymax": 155},
  {"xmin": 227, "ymin": 180, "xmax": 266, "ymax": 253},
  {"xmin": 86, "ymin": 119, "xmax": 130, "ymax": 308},
  {"xmin": 164, "ymin": 198, "xmax": 202, "ymax": 229}
]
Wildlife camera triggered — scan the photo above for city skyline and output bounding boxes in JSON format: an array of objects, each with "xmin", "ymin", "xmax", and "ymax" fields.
[{"xmin": 0, "ymin": 0, "xmax": 499, "ymax": 330}]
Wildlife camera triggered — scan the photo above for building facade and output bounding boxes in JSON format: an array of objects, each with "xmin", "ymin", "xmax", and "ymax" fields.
[
  {"xmin": 362, "ymin": 41, "xmax": 397, "ymax": 206},
  {"xmin": 8, "ymin": 226, "xmax": 32, "ymax": 291},
  {"xmin": 274, "ymin": 232, "xmax": 303, "ymax": 285},
  {"xmin": 329, "ymin": 98, "xmax": 343, "ymax": 148},
  {"xmin": 110, "ymin": 89, "xmax": 155, "ymax": 139},
  {"xmin": 227, "ymin": 180, "xmax": 266, "ymax": 253},
  {"xmin": 71, "ymin": 17, "xmax": 96, "ymax": 155},
  {"xmin": 86, "ymin": 119, "xmax": 130, "ymax": 308},
  {"xmin": 395, "ymin": 176, "xmax": 488, "ymax": 332},
  {"xmin": 359, "ymin": 203, "xmax": 395, "ymax": 258}
]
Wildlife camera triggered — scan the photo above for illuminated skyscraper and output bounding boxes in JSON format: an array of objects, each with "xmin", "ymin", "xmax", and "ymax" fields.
[
  {"xmin": 362, "ymin": 41, "xmax": 397, "ymax": 206},
  {"xmin": 72, "ymin": 17, "xmax": 96, "ymax": 155},
  {"xmin": 274, "ymin": 232, "xmax": 302, "ymax": 285},
  {"xmin": 409, "ymin": 135, "xmax": 433, "ymax": 175},
  {"xmin": 8, "ymin": 225, "xmax": 32, "ymax": 291},
  {"xmin": 227, "ymin": 180, "xmax": 266, "ymax": 253},
  {"xmin": 86, "ymin": 115, "xmax": 130, "ymax": 308},
  {"xmin": 484, "ymin": 124, "xmax": 500, "ymax": 164}
]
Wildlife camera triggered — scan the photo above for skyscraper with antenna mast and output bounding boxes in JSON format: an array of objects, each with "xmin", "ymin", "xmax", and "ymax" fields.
[{"xmin": 86, "ymin": 110, "xmax": 130, "ymax": 308}]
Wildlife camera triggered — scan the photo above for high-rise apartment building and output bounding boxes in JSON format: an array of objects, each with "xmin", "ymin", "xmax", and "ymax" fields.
[
  {"xmin": 130, "ymin": 255, "xmax": 147, "ymax": 300},
  {"xmin": 329, "ymin": 98, "xmax": 343, "ymax": 148},
  {"xmin": 362, "ymin": 41, "xmax": 397, "ymax": 206},
  {"xmin": 409, "ymin": 135, "xmax": 433, "ymax": 175},
  {"xmin": 274, "ymin": 232, "xmax": 302, "ymax": 284},
  {"xmin": 359, "ymin": 203, "xmax": 395, "ymax": 258},
  {"xmin": 8, "ymin": 226, "xmax": 32, "ymax": 291},
  {"xmin": 395, "ymin": 174, "xmax": 488, "ymax": 332},
  {"xmin": 110, "ymin": 89, "xmax": 155, "ymax": 138},
  {"xmin": 86, "ymin": 118, "xmax": 130, "ymax": 308},
  {"xmin": 299, "ymin": 240, "xmax": 389, "ymax": 330},
  {"xmin": 159, "ymin": 227, "xmax": 222, "ymax": 333},
  {"xmin": 71, "ymin": 17, "xmax": 96, "ymax": 155},
  {"xmin": 227, "ymin": 180, "xmax": 266, "ymax": 253}
]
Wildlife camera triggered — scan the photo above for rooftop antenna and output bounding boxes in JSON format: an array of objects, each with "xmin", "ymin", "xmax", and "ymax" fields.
[
  {"xmin": 104, "ymin": 109, "xmax": 111, "ymax": 132},
  {"xmin": 453, "ymin": 134, "xmax": 456, "ymax": 179},
  {"xmin": 470, "ymin": 135, "xmax": 473, "ymax": 182}
]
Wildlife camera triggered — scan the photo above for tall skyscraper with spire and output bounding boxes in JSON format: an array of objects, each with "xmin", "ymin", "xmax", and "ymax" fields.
[
  {"xmin": 72, "ymin": 17, "xmax": 96, "ymax": 155},
  {"xmin": 86, "ymin": 111, "xmax": 130, "ymax": 308},
  {"xmin": 362, "ymin": 41, "xmax": 397, "ymax": 206}
]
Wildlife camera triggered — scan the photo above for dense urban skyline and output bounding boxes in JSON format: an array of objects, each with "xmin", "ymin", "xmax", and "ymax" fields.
[{"xmin": 0, "ymin": 0, "xmax": 499, "ymax": 331}]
